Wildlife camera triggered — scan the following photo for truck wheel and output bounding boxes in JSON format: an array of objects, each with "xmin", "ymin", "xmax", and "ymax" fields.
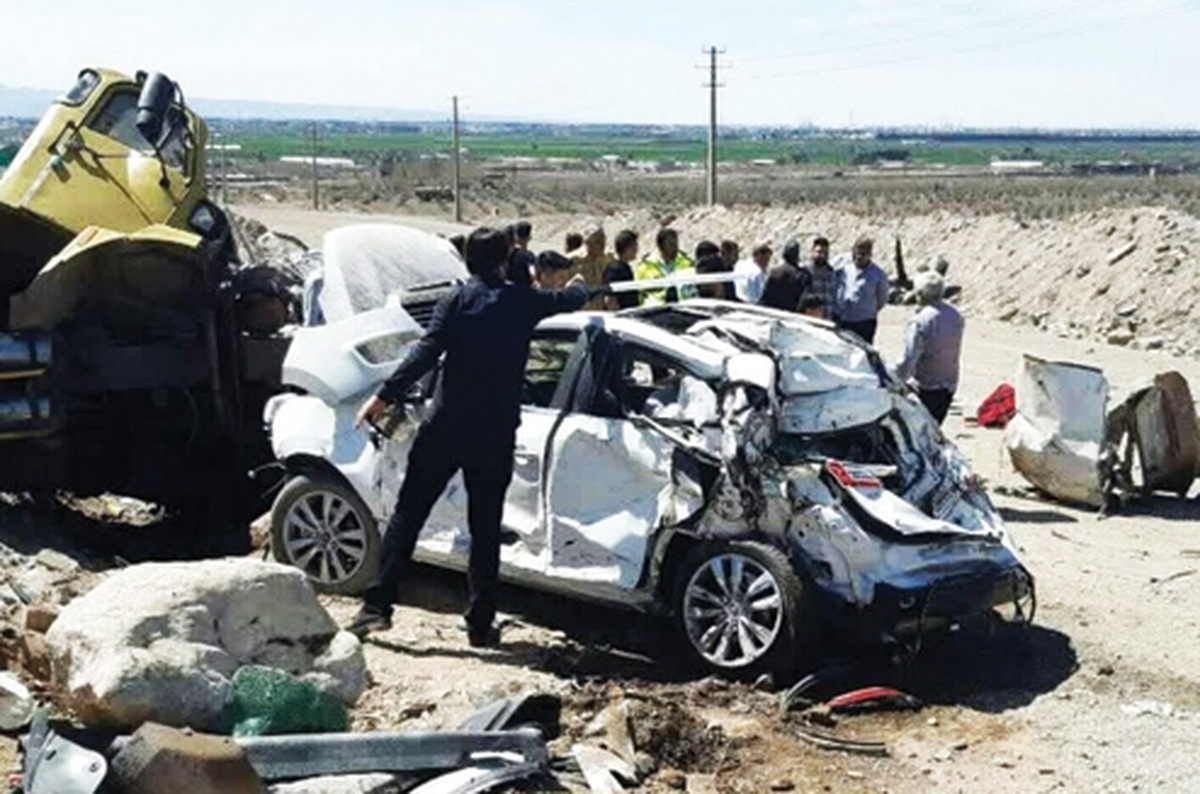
[
  {"xmin": 271, "ymin": 475, "xmax": 380, "ymax": 595},
  {"xmin": 674, "ymin": 541, "xmax": 814, "ymax": 678}
]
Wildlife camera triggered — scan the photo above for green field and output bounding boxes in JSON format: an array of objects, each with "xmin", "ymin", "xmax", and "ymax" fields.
[{"xmin": 218, "ymin": 126, "xmax": 1200, "ymax": 169}]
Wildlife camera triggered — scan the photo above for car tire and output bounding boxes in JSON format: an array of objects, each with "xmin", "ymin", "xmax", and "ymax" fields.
[
  {"xmin": 674, "ymin": 540, "xmax": 813, "ymax": 678},
  {"xmin": 270, "ymin": 474, "xmax": 381, "ymax": 595}
]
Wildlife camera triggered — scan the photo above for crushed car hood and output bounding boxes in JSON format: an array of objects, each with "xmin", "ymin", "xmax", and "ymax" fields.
[{"xmin": 314, "ymin": 224, "xmax": 466, "ymax": 325}]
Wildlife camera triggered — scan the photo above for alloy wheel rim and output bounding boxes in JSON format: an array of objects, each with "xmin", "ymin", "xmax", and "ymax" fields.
[
  {"xmin": 283, "ymin": 490, "xmax": 368, "ymax": 584},
  {"xmin": 683, "ymin": 553, "xmax": 784, "ymax": 668}
]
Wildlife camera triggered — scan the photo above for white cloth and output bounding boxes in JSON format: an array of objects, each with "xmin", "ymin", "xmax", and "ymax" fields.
[{"xmin": 733, "ymin": 258, "xmax": 766, "ymax": 303}]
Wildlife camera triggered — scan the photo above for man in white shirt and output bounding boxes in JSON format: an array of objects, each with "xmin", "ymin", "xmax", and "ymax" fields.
[{"xmin": 733, "ymin": 243, "xmax": 772, "ymax": 304}]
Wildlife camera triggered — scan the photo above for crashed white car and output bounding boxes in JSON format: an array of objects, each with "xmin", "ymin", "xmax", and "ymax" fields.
[{"xmin": 266, "ymin": 294, "xmax": 1033, "ymax": 675}]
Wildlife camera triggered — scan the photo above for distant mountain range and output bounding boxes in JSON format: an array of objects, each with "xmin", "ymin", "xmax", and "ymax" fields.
[{"xmin": 0, "ymin": 83, "xmax": 455, "ymax": 123}]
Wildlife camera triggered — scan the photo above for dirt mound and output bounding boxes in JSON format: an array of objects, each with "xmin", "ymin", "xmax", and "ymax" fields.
[
  {"xmin": 530, "ymin": 204, "xmax": 1200, "ymax": 358},
  {"xmin": 628, "ymin": 698, "xmax": 731, "ymax": 772}
]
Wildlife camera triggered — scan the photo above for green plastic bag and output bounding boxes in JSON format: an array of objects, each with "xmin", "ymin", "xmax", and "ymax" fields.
[{"xmin": 225, "ymin": 665, "xmax": 348, "ymax": 737}]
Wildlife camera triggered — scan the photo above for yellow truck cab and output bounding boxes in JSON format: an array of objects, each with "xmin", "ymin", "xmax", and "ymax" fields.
[
  {"xmin": 0, "ymin": 68, "xmax": 213, "ymax": 299},
  {"xmin": 0, "ymin": 68, "xmax": 264, "ymax": 549}
]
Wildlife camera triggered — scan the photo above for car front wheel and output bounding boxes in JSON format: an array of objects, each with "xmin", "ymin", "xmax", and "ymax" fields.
[
  {"xmin": 271, "ymin": 474, "xmax": 381, "ymax": 595},
  {"xmin": 675, "ymin": 541, "xmax": 813, "ymax": 677}
]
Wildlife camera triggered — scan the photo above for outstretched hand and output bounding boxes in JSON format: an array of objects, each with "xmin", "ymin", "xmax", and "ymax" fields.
[{"xmin": 355, "ymin": 395, "xmax": 389, "ymax": 429}]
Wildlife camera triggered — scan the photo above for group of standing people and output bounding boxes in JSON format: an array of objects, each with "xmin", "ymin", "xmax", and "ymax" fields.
[{"xmin": 452, "ymin": 221, "xmax": 962, "ymax": 425}]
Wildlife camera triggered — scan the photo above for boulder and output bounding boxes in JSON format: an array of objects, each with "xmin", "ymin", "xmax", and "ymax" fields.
[{"xmin": 46, "ymin": 559, "xmax": 366, "ymax": 731}]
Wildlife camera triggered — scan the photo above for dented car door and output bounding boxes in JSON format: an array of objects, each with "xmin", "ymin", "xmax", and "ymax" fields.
[{"xmin": 540, "ymin": 332, "xmax": 698, "ymax": 599}]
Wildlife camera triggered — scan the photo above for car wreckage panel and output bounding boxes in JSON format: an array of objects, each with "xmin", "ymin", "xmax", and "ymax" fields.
[{"xmin": 1005, "ymin": 355, "xmax": 1109, "ymax": 508}]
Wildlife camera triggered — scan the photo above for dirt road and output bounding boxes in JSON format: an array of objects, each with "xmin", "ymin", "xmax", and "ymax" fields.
[{"xmin": 234, "ymin": 205, "xmax": 1200, "ymax": 792}]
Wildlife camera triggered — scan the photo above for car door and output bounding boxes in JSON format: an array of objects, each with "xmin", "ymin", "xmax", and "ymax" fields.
[
  {"xmin": 407, "ymin": 328, "xmax": 584, "ymax": 577},
  {"xmin": 541, "ymin": 333, "xmax": 697, "ymax": 600}
]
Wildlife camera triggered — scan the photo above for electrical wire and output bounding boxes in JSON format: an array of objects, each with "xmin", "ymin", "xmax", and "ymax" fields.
[
  {"xmin": 744, "ymin": 0, "xmax": 1191, "ymax": 81},
  {"xmin": 739, "ymin": 0, "xmax": 1132, "ymax": 65}
]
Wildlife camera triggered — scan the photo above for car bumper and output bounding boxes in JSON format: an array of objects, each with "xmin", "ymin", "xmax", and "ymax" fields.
[{"xmin": 819, "ymin": 563, "xmax": 1035, "ymax": 643}]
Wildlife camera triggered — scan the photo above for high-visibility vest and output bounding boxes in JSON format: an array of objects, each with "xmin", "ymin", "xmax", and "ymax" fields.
[{"xmin": 634, "ymin": 254, "xmax": 696, "ymax": 305}]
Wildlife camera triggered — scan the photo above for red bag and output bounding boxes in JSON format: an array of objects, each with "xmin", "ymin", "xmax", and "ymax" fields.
[{"xmin": 976, "ymin": 383, "xmax": 1016, "ymax": 428}]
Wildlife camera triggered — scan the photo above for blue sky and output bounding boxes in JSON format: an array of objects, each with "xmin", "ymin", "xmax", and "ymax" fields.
[{"xmin": 3, "ymin": 0, "xmax": 1197, "ymax": 127}]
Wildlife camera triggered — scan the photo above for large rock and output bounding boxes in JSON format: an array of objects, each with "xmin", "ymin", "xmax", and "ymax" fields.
[{"xmin": 46, "ymin": 559, "xmax": 366, "ymax": 731}]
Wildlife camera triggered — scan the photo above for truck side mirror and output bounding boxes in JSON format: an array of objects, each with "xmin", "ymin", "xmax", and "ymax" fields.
[{"xmin": 135, "ymin": 72, "xmax": 176, "ymax": 148}]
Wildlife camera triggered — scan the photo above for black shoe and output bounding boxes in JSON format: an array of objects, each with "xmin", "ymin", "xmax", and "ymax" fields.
[
  {"xmin": 347, "ymin": 607, "xmax": 392, "ymax": 639},
  {"xmin": 467, "ymin": 624, "xmax": 501, "ymax": 648}
]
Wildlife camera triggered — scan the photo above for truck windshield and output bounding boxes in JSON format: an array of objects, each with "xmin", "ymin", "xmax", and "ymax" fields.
[{"xmin": 61, "ymin": 70, "xmax": 101, "ymax": 106}]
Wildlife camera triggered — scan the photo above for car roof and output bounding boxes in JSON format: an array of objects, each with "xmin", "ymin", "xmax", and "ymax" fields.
[{"xmin": 536, "ymin": 298, "xmax": 839, "ymax": 379}]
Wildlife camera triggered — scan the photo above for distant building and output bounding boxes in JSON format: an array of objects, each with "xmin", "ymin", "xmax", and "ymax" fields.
[
  {"xmin": 990, "ymin": 160, "xmax": 1046, "ymax": 175},
  {"xmin": 280, "ymin": 156, "xmax": 358, "ymax": 169}
]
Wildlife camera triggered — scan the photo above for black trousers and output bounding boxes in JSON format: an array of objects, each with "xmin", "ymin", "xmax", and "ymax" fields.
[
  {"xmin": 919, "ymin": 388, "xmax": 954, "ymax": 425},
  {"xmin": 364, "ymin": 419, "xmax": 515, "ymax": 633},
  {"xmin": 840, "ymin": 318, "xmax": 878, "ymax": 345}
]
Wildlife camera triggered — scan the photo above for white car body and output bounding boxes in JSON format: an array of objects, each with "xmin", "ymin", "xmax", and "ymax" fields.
[{"xmin": 267, "ymin": 294, "xmax": 1032, "ymax": 671}]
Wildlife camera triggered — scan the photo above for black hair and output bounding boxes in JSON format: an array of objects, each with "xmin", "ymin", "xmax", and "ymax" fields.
[
  {"xmin": 694, "ymin": 240, "xmax": 719, "ymax": 260},
  {"xmin": 655, "ymin": 227, "xmax": 678, "ymax": 249},
  {"xmin": 614, "ymin": 229, "xmax": 638, "ymax": 256},
  {"xmin": 695, "ymin": 254, "xmax": 728, "ymax": 274},
  {"xmin": 564, "ymin": 232, "xmax": 584, "ymax": 253},
  {"xmin": 536, "ymin": 250, "xmax": 574, "ymax": 272},
  {"xmin": 466, "ymin": 228, "xmax": 509, "ymax": 277},
  {"xmin": 448, "ymin": 234, "xmax": 467, "ymax": 257},
  {"xmin": 782, "ymin": 240, "xmax": 801, "ymax": 266},
  {"xmin": 799, "ymin": 294, "xmax": 826, "ymax": 313},
  {"xmin": 514, "ymin": 220, "xmax": 532, "ymax": 240}
]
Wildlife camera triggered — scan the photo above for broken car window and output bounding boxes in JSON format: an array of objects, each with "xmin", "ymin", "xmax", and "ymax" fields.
[{"xmin": 523, "ymin": 333, "xmax": 579, "ymax": 408}]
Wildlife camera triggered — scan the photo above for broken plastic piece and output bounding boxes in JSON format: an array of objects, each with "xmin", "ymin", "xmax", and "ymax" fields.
[
  {"xmin": 456, "ymin": 693, "xmax": 561, "ymax": 739},
  {"xmin": 825, "ymin": 687, "xmax": 922, "ymax": 714}
]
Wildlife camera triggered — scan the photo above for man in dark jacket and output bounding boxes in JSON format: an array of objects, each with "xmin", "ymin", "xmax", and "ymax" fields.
[
  {"xmin": 759, "ymin": 239, "xmax": 811, "ymax": 312},
  {"xmin": 348, "ymin": 228, "xmax": 589, "ymax": 646}
]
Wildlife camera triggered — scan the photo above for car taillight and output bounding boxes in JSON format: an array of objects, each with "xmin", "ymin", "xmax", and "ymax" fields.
[{"xmin": 825, "ymin": 460, "xmax": 883, "ymax": 490}]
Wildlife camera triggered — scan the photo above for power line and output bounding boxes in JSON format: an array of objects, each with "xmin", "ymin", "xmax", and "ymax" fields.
[
  {"xmin": 739, "ymin": 0, "xmax": 1133, "ymax": 65},
  {"xmin": 746, "ymin": 2, "xmax": 1190, "ymax": 81}
]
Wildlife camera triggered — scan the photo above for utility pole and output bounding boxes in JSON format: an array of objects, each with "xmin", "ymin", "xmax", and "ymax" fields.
[
  {"xmin": 702, "ymin": 46, "xmax": 726, "ymax": 207},
  {"xmin": 309, "ymin": 121, "xmax": 319, "ymax": 211},
  {"xmin": 452, "ymin": 96, "xmax": 462, "ymax": 223}
]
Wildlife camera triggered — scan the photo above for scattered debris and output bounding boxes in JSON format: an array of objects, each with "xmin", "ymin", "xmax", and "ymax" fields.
[
  {"xmin": 456, "ymin": 692, "xmax": 561, "ymax": 739},
  {"xmin": 109, "ymin": 722, "xmax": 263, "ymax": 794},
  {"xmin": 236, "ymin": 727, "xmax": 548, "ymax": 781},
  {"xmin": 824, "ymin": 687, "xmax": 922, "ymax": 715},
  {"xmin": 266, "ymin": 774, "xmax": 406, "ymax": 794},
  {"xmin": 227, "ymin": 665, "xmax": 349, "ymax": 736},
  {"xmin": 0, "ymin": 671, "xmax": 34, "ymax": 730},
  {"xmin": 1007, "ymin": 356, "xmax": 1200, "ymax": 508},
  {"xmin": 794, "ymin": 723, "xmax": 888, "ymax": 757},
  {"xmin": 20, "ymin": 710, "xmax": 107, "ymax": 794},
  {"xmin": 1005, "ymin": 355, "xmax": 1109, "ymax": 508},
  {"xmin": 572, "ymin": 744, "xmax": 638, "ymax": 793}
]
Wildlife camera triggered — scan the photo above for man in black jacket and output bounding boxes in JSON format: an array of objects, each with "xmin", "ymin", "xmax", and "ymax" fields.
[
  {"xmin": 759, "ymin": 239, "xmax": 811, "ymax": 312},
  {"xmin": 348, "ymin": 228, "xmax": 589, "ymax": 646}
]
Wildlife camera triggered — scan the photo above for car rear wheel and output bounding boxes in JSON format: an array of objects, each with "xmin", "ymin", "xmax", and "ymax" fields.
[
  {"xmin": 675, "ymin": 541, "xmax": 812, "ymax": 677},
  {"xmin": 271, "ymin": 474, "xmax": 380, "ymax": 595}
]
